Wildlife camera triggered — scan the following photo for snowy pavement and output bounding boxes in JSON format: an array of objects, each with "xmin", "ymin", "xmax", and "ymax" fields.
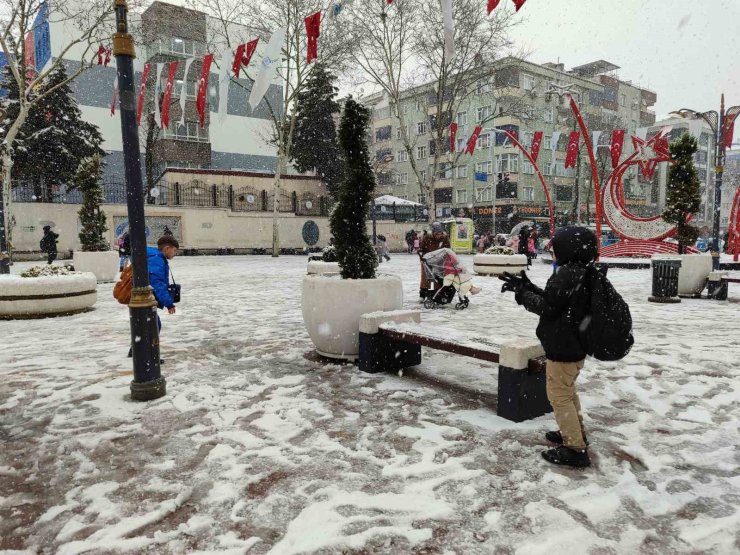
[{"xmin": 1, "ymin": 254, "xmax": 739, "ymax": 554}]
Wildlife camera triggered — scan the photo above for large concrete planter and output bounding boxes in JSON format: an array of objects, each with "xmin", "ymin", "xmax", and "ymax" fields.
[
  {"xmin": 302, "ymin": 274, "xmax": 403, "ymax": 360},
  {"xmin": 73, "ymin": 250, "xmax": 119, "ymax": 283},
  {"xmin": 307, "ymin": 260, "xmax": 340, "ymax": 275},
  {"xmin": 473, "ymin": 253, "xmax": 529, "ymax": 276},
  {"xmin": 653, "ymin": 253, "xmax": 712, "ymax": 297},
  {"xmin": 0, "ymin": 273, "xmax": 97, "ymax": 319}
]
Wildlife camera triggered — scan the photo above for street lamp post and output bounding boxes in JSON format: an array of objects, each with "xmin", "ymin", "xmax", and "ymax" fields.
[
  {"xmin": 675, "ymin": 94, "xmax": 740, "ymax": 270},
  {"xmin": 112, "ymin": 0, "xmax": 166, "ymax": 401}
]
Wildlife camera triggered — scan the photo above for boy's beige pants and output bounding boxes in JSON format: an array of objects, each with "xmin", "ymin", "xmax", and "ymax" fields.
[{"xmin": 546, "ymin": 359, "xmax": 587, "ymax": 450}]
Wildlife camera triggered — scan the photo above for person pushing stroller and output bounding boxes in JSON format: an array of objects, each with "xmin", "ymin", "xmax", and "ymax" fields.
[{"xmin": 421, "ymin": 248, "xmax": 481, "ymax": 309}]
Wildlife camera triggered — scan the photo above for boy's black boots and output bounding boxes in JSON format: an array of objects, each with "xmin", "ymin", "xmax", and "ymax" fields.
[
  {"xmin": 542, "ymin": 446, "xmax": 591, "ymax": 468},
  {"xmin": 545, "ymin": 431, "xmax": 589, "ymax": 446}
]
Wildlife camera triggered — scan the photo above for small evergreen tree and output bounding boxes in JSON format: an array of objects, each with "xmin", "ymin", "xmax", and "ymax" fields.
[
  {"xmin": 76, "ymin": 155, "xmax": 109, "ymax": 252},
  {"xmin": 291, "ymin": 63, "xmax": 344, "ymax": 198},
  {"xmin": 1, "ymin": 65, "xmax": 104, "ymax": 196},
  {"xmin": 663, "ymin": 133, "xmax": 701, "ymax": 254},
  {"xmin": 330, "ymin": 98, "xmax": 377, "ymax": 280}
]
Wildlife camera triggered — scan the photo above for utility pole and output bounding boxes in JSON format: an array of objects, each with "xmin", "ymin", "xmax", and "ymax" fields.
[{"xmin": 113, "ymin": 0, "xmax": 166, "ymax": 401}]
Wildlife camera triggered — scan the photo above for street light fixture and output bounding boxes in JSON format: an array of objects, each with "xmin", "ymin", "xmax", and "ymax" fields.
[{"xmin": 672, "ymin": 94, "xmax": 740, "ymax": 269}]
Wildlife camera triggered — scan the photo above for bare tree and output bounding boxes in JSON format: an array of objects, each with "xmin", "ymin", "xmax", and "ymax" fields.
[
  {"xmin": 0, "ymin": 0, "xmax": 113, "ymax": 255},
  {"xmin": 351, "ymin": 0, "xmax": 520, "ymax": 217},
  {"xmin": 191, "ymin": 0, "xmax": 354, "ymax": 255}
]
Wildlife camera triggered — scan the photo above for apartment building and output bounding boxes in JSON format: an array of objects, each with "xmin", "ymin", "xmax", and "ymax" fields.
[
  {"xmin": 364, "ymin": 58, "xmax": 657, "ymax": 233},
  {"xmin": 721, "ymin": 149, "xmax": 740, "ymax": 231},
  {"xmin": 25, "ymin": 1, "xmax": 281, "ymax": 183}
]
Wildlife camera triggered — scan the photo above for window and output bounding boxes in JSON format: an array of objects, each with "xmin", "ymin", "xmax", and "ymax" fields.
[
  {"xmin": 477, "ymin": 105, "xmax": 492, "ymax": 122},
  {"xmin": 475, "ymin": 160, "xmax": 493, "ymax": 175},
  {"xmin": 523, "ymin": 186, "xmax": 534, "ymax": 201},
  {"xmin": 696, "ymin": 151, "xmax": 708, "ymax": 164},
  {"xmin": 163, "ymin": 120, "xmax": 209, "ymax": 142},
  {"xmin": 477, "ymin": 79, "xmax": 491, "ymax": 94},
  {"xmin": 457, "ymin": 111, "xmax": 468, "ymax": 126},
  {"xmin": 496, "ymin": 180, "xmax": 518, "ymax": 199},
  {"xmin": 522, "ymin": 161, "xmax": 534, "ymax": 175},
  {"xmin": 620, "ymin": 94, "xmax": 627, "ymax": 107},
  {"xmin": 477, "ymin": 133, "xmax": 491, "ymax": 149},
  {"xmin": 419, "ymin": 170, "xmax": 427, "ymax": 182},
  {"xmin": 374, "ymin": 106, "xmax": 391, "ymax": 120},
  {"xmin": 543, "ymin": 162, "xmax": 552, "ymax": 176},
  {"xmin": 375, "ymin": 125, "xmax": 392, "ymax": 143},
  {"xmin": 417, "ymin": 193, "xmax": 427, "ymax": 204},
  {"xmin": 555, "ymin": 160, "xmax": 574, "ymax": 177},
  {"xmin": 417, "ymin": 146, "xmax": 427, "ymax": 159},
  {"xmin": 457, "ymin": 165, "xmax": 468, "ymax": 178},
  {"xmin": 416, "ymin": 98, "xmax": 424, "ymax": 111},
  {"xmin": 174, "ymin": 79, "xmax": 196, "ymax": 98},
  {"xmin": 417, "ymin": 121, "xmax": 427, "ymax": 135},
  {"xmin": 457, "ymin": 138, "xmax": 466, "ymax": 152},
  {"xmin": 456, "ymin": 189, "xmax": 468, "ymax": 204},
  {"xmin": 556, "ymin": 185, "xmax": 573, "ymax": 201},
  {"xmin": 375, "ymin": 148, "xmax": 393, "ymax": 162},
  {"xmin": 523, "ymin": 132, "xmax": 533, "ymax": 148},
  {"xmin": 476, "ymin": 187, "xmax": 492, "ymax": 202},
  {"xmin": 396, "ymin": 172, "xmax": 408, "ymax": 185},
  {"xmin": 396, "ymin": 127, "xmax": 402, "ymax": 139},
  {"xmin": 438, "ymin": 162, "xmax": 453, "ymax": 180},
  {"xmin": 497, "ymin": 153, "xmax": 519, "ymax": 173},
  {"xmin": 522, "ymin": 73, "xmax": 536, "ymax": 91},
  {"xmin": 544, "ymin": 107, "xmax": 554, "ymax": 123},
  {"xmin": 396, "ymin": 150, "xmax": 409, "ymax": 162},
  {"xmin": 543, "ymin": 135, "xmax": 551, "ymax": 149}
]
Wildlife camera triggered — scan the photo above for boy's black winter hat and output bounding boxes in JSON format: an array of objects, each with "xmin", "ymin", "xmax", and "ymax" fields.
[{"xmin": 552, "ymin": 226, "xmax": 598, "ymax": 264}]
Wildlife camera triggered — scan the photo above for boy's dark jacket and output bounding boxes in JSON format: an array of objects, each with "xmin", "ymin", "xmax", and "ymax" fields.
[
  {"xmin": 517, "ymin": 227, "xmax": 597, "ymax": 362},
  {"xmin": 147, "ymin": 246, "xmax": 174, "ymax": 309}
]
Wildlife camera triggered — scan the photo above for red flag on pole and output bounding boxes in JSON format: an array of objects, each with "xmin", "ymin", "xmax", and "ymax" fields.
[
  {"xmin": 97, "ymin": 44, "xmax": 105, "ymax": 65},
  {"xmin": 530, "ymin": 131, "xmax": 543, "ymax": 163},
  {"xmin": 232, "ymin": 38, "xmax": 259, "ymax": 78},
  {"xmin": 487, "ymin": 0, "xmax": 501, "ymax": 14},
  {"xmin": 465, "ymin": 126, "xmax": 483, "ymax": 155},
  {"xmin": 104, "ymin": 48, "xmax": 112, "ymax": 67},
  {"xmin": 512, "ymin": 0, "xmax": 527, "ymax": 11},
  {"xmin": 450, "ymin": 122, "xmax": 458, "ymax": 153},
  {"xmin": 136, "ymin": 63, "xmax": 152, "ymax": 126},
  {"xmin": 196, "ymin": 53, "xmax": 214, "ymax": 128},
  {"xmin": 610, "ymin": 129, "xmax": 625, "ymax": 169},
  {"xmin": 723, "ymin": 113, "xmax": 738, "ymax": 149},
  {"xmin": 305, "ymin": 12, "xmax": 321, "ymax": 64},
  {"xmin": 160, "ymin": 61, "xmax": 179, "ymax": 128},
  {"xmin": 565, "ymin": 131, "xmax": 580, "ymax": 168},
  {"xmin": 387, "ymin": 0, "xmax": 393, "ymax": 4}
]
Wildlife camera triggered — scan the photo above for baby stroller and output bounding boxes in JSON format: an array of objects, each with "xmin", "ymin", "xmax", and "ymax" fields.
[{"xmin": 421, "ymin": 248, "xmax": 471, "ymax": 310}]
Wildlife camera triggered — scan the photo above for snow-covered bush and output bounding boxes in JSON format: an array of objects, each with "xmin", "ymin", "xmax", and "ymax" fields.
[
  {"xmin": 20, "ymin": 265, "xmax": 75, "ymax": 278},
  {"xmin": 485, "ymin": 246, "xmax": 515, "ymax": 255},
  {"xmin": 76, "ymin": 155, "xmax": 110, "ymax": 252},
  {"xmin": 322, "ymin": 245, "xmax": 338, "ymax": 262}
]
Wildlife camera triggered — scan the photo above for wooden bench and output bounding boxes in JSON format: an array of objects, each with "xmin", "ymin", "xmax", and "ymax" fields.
[
  {"xmin": 358, "ymin": 310, "xmax": 550, "ymax": 422},
  {"xmin": 707, "ymin": 272, "xmax": 740, "ymax": 300}
]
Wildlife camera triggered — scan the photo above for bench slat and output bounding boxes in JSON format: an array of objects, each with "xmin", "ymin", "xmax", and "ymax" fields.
[{"xmin": 379, "ymin": 326, "xmax": 501, "ymax": 363}]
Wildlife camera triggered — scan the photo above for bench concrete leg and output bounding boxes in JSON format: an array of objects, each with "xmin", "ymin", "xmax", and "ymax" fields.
[
  {"xmin": 497, "ymin": 340, "xmax": 550, "ymax": 422},
  {"xmin": 359, "ymin": 332, "xmax": 421, "ymax": 374}
]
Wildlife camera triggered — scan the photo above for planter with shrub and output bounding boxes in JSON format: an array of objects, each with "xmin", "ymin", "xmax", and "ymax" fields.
[
  {"xmin": 473, "ymin": 245, "xmax": 529, "ymax": 276},
  {"xmin": 301, "ymin": 99, "xmax": 403, "ymax": 359}
]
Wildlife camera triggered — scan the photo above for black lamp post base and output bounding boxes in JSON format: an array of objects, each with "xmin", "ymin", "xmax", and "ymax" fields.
[{"xmin": 130, "ymin": 377, "xmax": 167, "ymax": 401}]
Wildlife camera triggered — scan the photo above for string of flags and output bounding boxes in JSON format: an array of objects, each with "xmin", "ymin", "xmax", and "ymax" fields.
[{"xmin": 488, "ymin": 0, "xmax": 526, "ymax": 15}]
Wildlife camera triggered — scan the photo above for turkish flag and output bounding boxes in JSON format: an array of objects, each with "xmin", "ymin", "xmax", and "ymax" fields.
[
  {"xmin": 487, "ymin": 0, "xmax": 501, "ymax": 14},
  {"xmin": 565, "ymin": 131, "xmax": 580, "ymax": 168},
  {"xmin": 723, "ymin": 113, "xmax": 738, "ymax": 149},
  {"xmin": 97, "ymin": 44, "xmax": 105, "ymax": 65},
  {"xmin": 305, "ymin": 12, "xmax": 321, "ymax": 64},
  {"xmin": 196, "ymin": 53, "xmax": 214, "ymax": 128},
  {"xmin": 450, "ymin": 122, "xmax": 458, "ymax": 153},
  {"xmin": 466, "ymin": 126, "xmax": 482, "ymax": 155},
  {"xmin": 233, "ymin": 39, "xmax": 259, "ymax": 78},
  {"xmin": 161, "ymin": 61, "xmax": 179, "ymax": 128},
  {"xmin": 136, "ymin": 63, "xmax": 152, "ymax": 127},
  {"xmin": 512, "ymin": 0, "xmax": 527, "ymax": 11},
  {"xmin": 104, "ymin": 48, "xmax": 112, "ymax": 67},
  {"xmin": 530, "ymin": 131, "xmax": 543, "ymax": 163},
  {"xmin": 610, "ymin": 129, "xmax": 625, "ymax": 169}
]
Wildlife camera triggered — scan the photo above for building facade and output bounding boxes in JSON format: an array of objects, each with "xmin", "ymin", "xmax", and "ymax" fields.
[
  {"xmin": 364, "ymin": 58, "xmax": 657, "ymax": 234},
  {"xmin": 32, "ymin": 1, "xmax": 281, "ymax": 184}
]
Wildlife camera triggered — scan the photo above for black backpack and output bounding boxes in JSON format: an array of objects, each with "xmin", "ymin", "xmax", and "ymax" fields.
[{"xmin": 577, "ymin": 265, "xmax": 634, "ymax": 361}]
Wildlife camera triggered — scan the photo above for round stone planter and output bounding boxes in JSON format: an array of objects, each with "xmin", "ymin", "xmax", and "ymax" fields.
[
  {"xmin": 307, "ymin": 260, "xmax": 341, "ymax": 275},
  {"xmin": 0, "ymin": 273, "xmax": 97, "ymax": 319},
  {"xmin": 653, "ymin": 253, "xmax": 712, "ymax": 297},
  {"xmin": 473, "ymin": 254, "xmax": 529, "ymax": 276},
  {"xmin": 73, "ymin": 250, "xmax": 119, "ymax": 283},
  {"xmin": 302, "ymin": 274, "xmax": 403, "ymax": 360}
]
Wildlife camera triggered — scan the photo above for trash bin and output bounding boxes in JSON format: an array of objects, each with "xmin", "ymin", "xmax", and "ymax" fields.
[
  {"xmin": 649, "ymin": 258, "xmax": 681, "ymax": 303},
  {"xmin": 0, "ymin": 252, "xmax": 9, "ymax": 275}
]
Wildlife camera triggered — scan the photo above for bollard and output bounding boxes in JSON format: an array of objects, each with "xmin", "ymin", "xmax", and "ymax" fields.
[{"xmin": 648, "ymin": 258, "xmax": 681, "ymax": 303}]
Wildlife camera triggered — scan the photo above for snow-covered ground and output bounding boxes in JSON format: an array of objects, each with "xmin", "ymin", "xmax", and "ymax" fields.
[{"xmin": 1, "ymin": 255, "xmax": 739, "ymax": 554}]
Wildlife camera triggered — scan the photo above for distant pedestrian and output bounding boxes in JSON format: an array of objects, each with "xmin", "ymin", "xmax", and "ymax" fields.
[
  {"xmin": 118, "ymin": 231, "xmax": 131, "ymax": 271},
  {"xmin": 40, "ymin": 225, "xmax": 59, "ymax": 264},
  {"xmin": 376, "ymin": 234, "xmax": 391, "ymax": 263}
]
